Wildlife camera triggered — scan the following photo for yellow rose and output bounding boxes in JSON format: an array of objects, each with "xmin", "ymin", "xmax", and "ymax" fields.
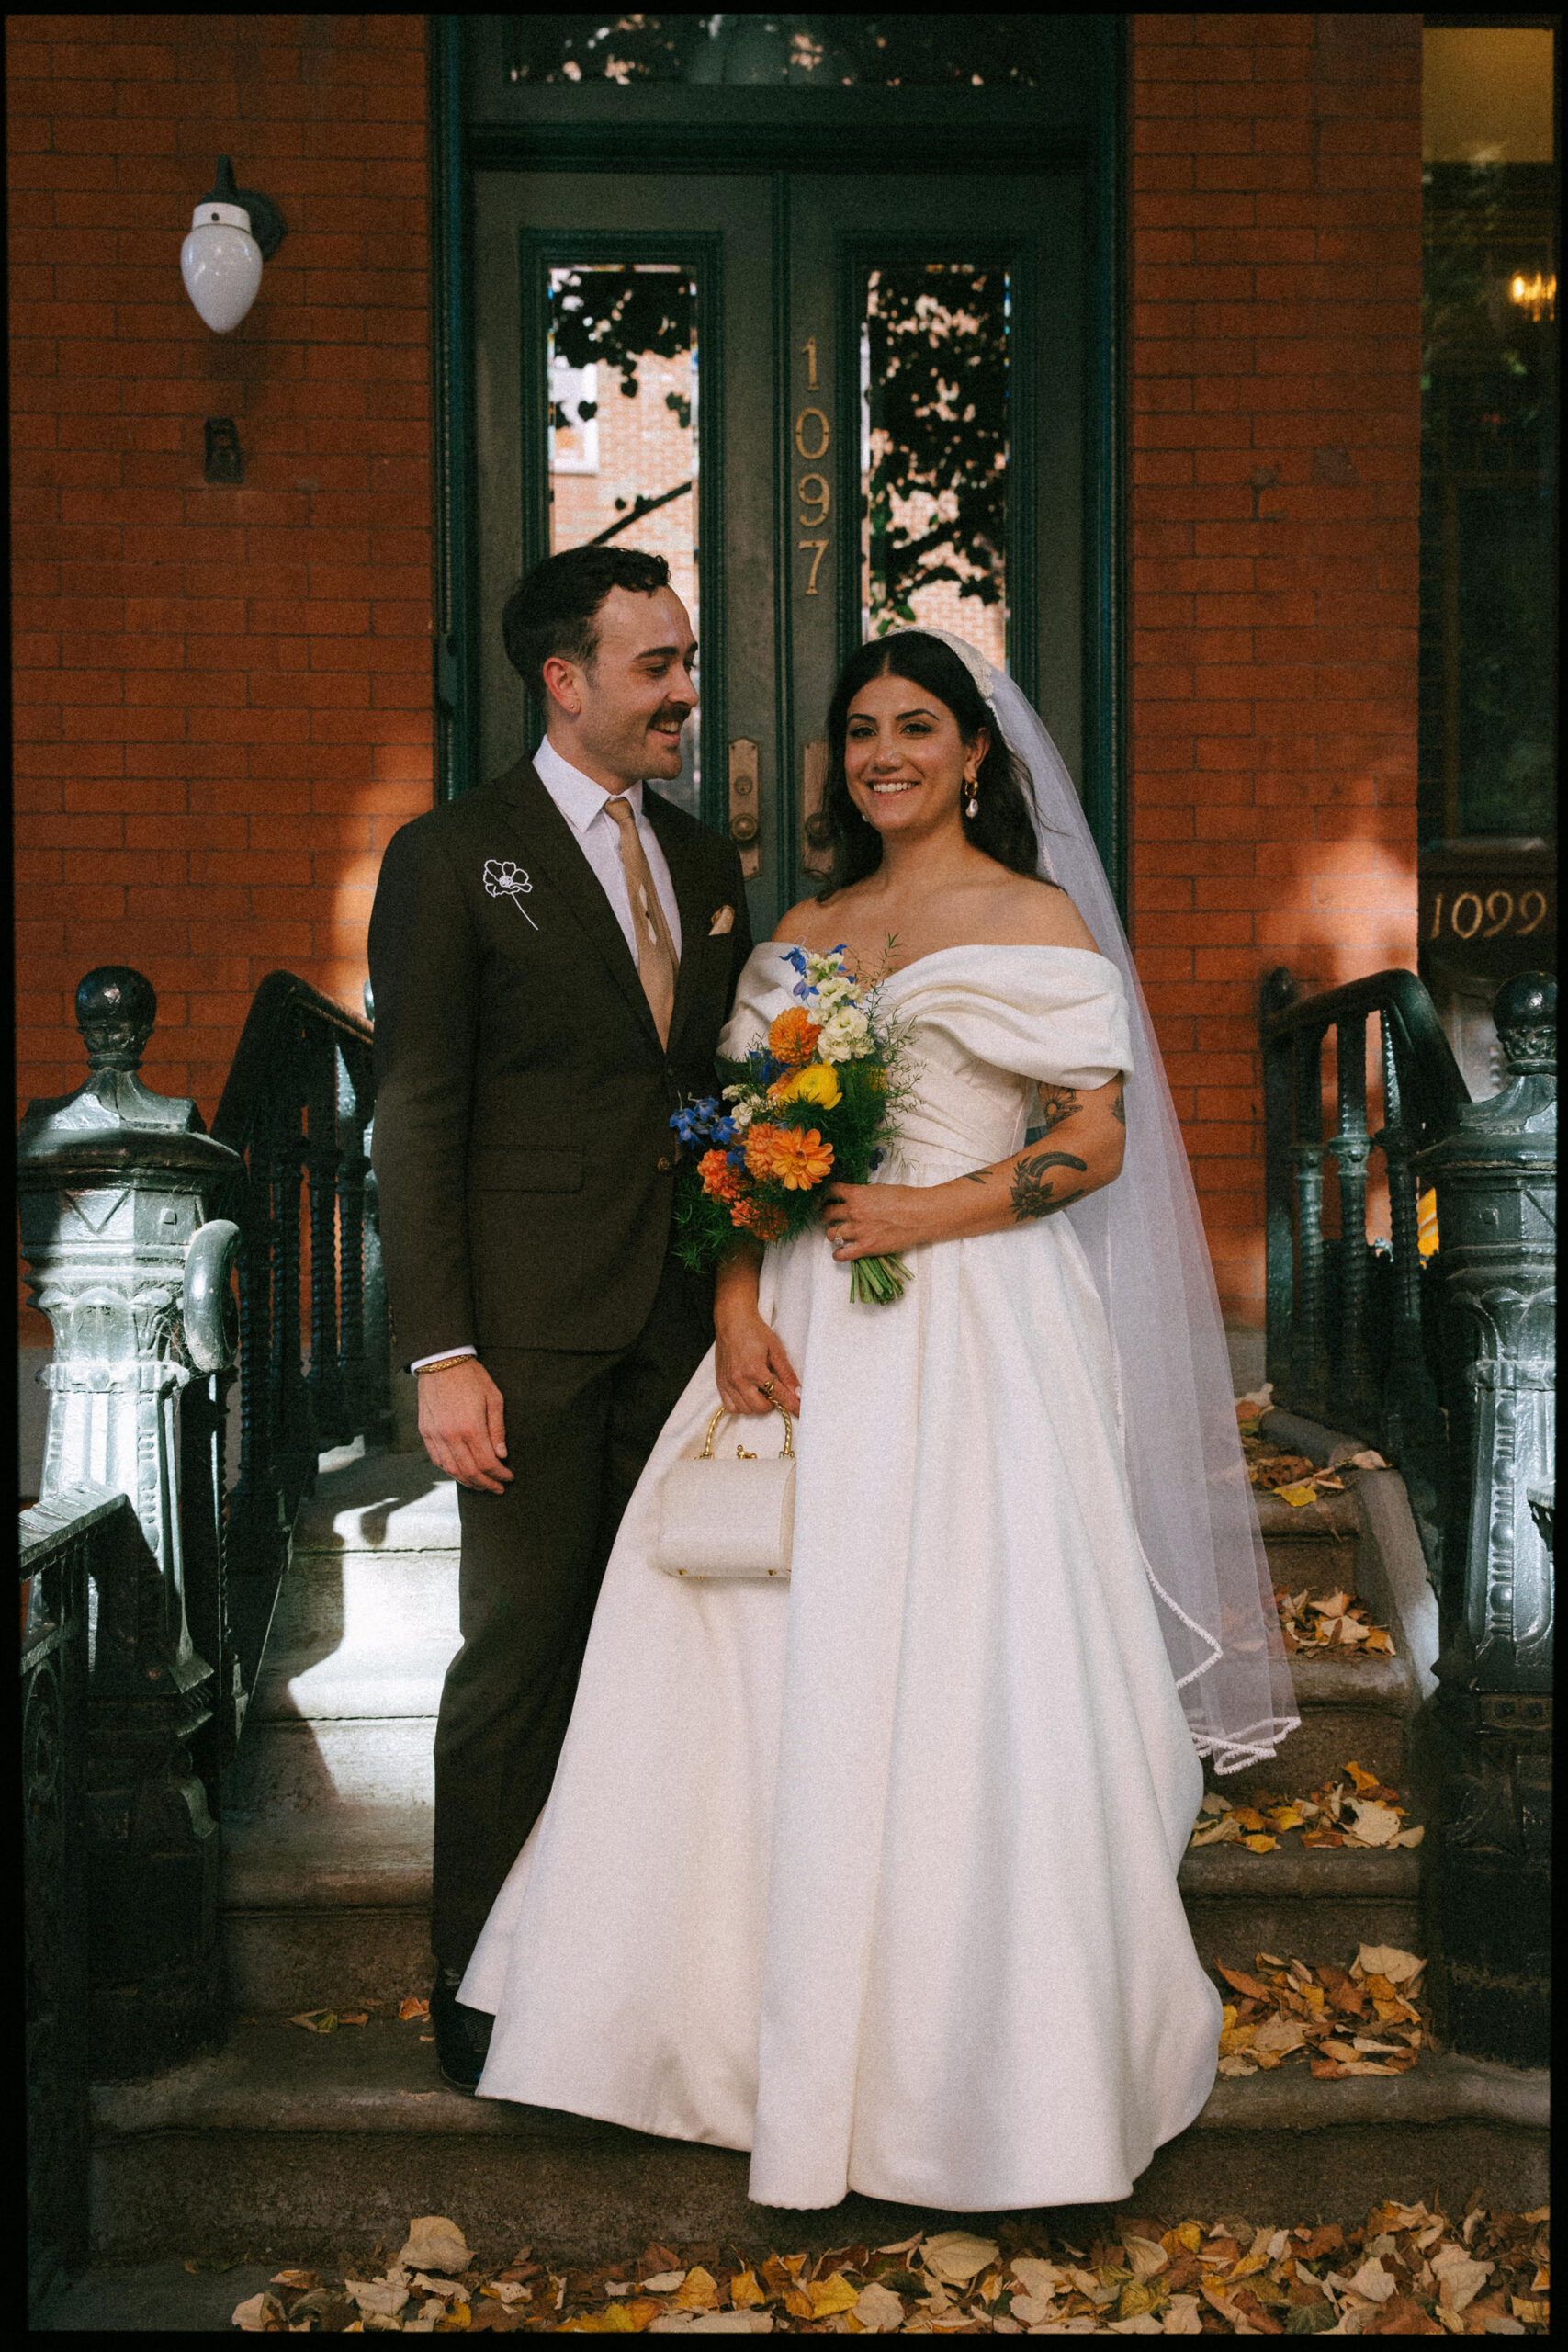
[{"xmin": 769, "ymin": 1061, "xmax": 841, "ymax": 1111}]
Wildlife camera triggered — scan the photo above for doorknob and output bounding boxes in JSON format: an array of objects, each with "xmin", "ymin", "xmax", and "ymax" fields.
[
  {"xmin": 728, "ymin": 738, "xmax": 761, "ymax": 877},
  {"xmin": 801, "ymin": 739, "xmax": 833, "ymax": 876}
]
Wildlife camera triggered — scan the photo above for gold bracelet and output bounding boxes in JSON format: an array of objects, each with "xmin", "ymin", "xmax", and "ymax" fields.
[{"xmin": 415, "ymin": 1353, "xmax": 474, "ymax": 1377}]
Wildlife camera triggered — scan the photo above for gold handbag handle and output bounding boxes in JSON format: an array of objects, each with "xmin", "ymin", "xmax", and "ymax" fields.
[{"xmin": 700, "ymin": 1395, "xmax": 795, "ymax": 1461}]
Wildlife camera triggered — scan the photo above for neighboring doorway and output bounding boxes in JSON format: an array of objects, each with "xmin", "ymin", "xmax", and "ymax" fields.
[{"xmin": 434, "ymin": 16, "xmax": 1125, "ymax": 935}]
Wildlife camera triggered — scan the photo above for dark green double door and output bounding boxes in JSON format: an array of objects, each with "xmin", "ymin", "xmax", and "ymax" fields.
[{"xmin": 472, "ymin": 166, "xmax": 1090, "ymax": 935}]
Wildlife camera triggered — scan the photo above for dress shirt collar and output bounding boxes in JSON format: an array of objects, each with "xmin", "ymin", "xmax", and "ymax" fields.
[{"xmin": 533, "ymin": 734, "xmax": 644, "ymax": 835}]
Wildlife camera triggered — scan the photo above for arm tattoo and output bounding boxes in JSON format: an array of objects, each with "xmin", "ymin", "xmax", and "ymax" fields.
[
  {"xmin": 1010, "ymin": 1149, "xmax": 1089, "ymax": 1223},
  {"xmin": 1035, "ymin": 1084, "xmax": 1081, "ymax": 1135},
  {"xmin": 1111, "ymin": 1081, "xmax": 1126, "ymax": 1126},
  {"xmin": 961, "ymin": 1170, "xmax": 990, "ymax": 1186}
]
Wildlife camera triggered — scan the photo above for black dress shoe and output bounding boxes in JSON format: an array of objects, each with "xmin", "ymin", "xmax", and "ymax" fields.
[{"xmin": 430, "ymin": 1965, "xmax": 492, "ymax": 2093}]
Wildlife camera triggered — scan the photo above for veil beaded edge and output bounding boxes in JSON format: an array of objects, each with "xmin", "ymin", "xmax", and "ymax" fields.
[{"xmin": 880, "ymin": 629, "xmax": 1301, "ymax": 1773}]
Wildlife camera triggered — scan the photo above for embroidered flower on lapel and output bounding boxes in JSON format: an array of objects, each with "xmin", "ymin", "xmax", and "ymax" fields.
[{"xmin": 483, "ymin": 857, "xmax": 539, "ymax": 930}]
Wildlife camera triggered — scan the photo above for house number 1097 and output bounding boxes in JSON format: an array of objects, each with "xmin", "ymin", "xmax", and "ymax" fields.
[{"xmin": 796, "ymin": 379, "xmax": 830, "ymax": 594}]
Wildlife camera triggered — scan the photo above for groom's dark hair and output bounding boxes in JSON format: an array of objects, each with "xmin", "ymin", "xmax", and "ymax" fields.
[{"xmin": 502, "ymin": 545, "xmax": 671, "ymax": 703}]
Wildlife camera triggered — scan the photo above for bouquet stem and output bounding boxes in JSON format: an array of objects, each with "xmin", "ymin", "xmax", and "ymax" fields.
[{"xmin": 849, "ymin": 1251, "xmax": 910, "ymax": 1306}]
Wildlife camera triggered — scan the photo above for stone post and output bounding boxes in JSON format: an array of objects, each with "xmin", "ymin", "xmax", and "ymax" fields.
[
  {"xmin": 16, "ymin": 968, "xmax": 243, "ymax": 2075},
  {"xmin": 1418, "ymin": 972, "xmax": 1555, "ymax": 2067}
]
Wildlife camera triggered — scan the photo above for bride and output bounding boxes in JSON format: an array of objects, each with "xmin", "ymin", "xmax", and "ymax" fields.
[{"xmin": 459, "ymin": 629, "xmax": 1297, "ymax": 2211}]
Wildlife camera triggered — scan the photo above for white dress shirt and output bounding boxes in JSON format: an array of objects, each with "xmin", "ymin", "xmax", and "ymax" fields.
[{"xmin": 409, "ymin": 736, "xmax": 683, "ymax": 1373}]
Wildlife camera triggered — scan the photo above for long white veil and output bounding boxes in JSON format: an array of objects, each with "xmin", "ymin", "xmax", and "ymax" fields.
[{"xmin": 884, "ymin": 630, "xmax": 1299, "ymax": 1773}]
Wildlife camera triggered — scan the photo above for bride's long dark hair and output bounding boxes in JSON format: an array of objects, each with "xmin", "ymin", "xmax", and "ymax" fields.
[{"xmin": 815, "ymin": 633, "xmax": 1041, "ymax": 900}]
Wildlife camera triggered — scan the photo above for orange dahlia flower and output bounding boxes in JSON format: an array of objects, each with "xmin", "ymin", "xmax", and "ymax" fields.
[
  {"xmin": 697, "ymin": 1148, "xmax": 743, "ymax": 1203},
  {"xmin": 746, "ymin": 1122, "xmax": 833, "ymax": 1192},
  {"xmin": 767, "ymin": 1007, "xmax": 822, "ymax": 1067},
  {"xmin": 732, "ymin": 1194, "xmax": 789, "ymax": 1241}
]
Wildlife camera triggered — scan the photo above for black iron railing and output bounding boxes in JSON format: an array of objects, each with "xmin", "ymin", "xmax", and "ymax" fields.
[
  {"xmin": 17, "ymin": 967, "xmax": 393, "ymax": 2081},
  {"xmin": 1262, "ymin": 964, "xmax": 1555, "ymax": 2067},
  {"xmin": 209, "ymin": 973, "xmax": 394, "ymax": 1727},
  {"xmin": 22, "ymin": 1487, "xmax": 130, "ymax": 2316},
  {"xmin": 1260, "ymin": 965, "xmax": 1471, "ymax": 1574}
]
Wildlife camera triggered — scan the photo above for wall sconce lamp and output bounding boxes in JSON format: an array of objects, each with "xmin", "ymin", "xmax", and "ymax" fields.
[{"xmin": 181, "ymin": 156, "xmax": 287, "ymax": 334}]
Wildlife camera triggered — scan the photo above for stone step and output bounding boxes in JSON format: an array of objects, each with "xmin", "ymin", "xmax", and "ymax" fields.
[
  {"xmin": 1178, "ymin": 1840, "xmax": 1421, "ymax": 1974},
  {"xmin": 221, "ymin": 1792, "xmax": 1426, "ymax": 2015},
  {"xmin": 225, "ymin": 1715, "xmax": 437, "ymax": 1818},
  {"xmin": 85, "ymin": 2018, "xmax": 1547, "ymax": 2263},
  {"xmin": 1203, "ymin": 1646, "xmax": 1421, "ymax": 1799}
]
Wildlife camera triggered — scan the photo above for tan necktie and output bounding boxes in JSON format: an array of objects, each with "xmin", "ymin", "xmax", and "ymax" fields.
[{"xmin": 604, "ymin": 795, "xmax": 679, "ymax": 1046}]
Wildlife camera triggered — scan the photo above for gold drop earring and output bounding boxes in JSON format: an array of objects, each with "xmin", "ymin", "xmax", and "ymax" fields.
[{"xmin": 964, "ymin": 770, "xmax": 979, "ymax": 821}]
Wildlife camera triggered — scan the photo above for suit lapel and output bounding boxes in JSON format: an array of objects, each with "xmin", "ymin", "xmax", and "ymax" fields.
[
  {"xmin": 643, "ymin": 789, "xmax": 712, "ymax": 1058},
  {"xmin": 493, "ymin": 760, "xmax": 661, "ymax": 1049}
]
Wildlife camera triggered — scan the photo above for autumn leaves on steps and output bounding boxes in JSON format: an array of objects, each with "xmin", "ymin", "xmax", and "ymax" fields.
[{"xmin": 227, "ymin": 2203, "xmax": 1552, "ymax": 2333}]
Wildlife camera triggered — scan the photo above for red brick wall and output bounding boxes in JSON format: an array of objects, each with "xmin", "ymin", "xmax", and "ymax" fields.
[
  {"xmin": 10, "ymin": 13, "xmax": 433, "ymax": 1338},
  {"xmin": 1128, "ymin": 13, "xmax": 1423, "ymax": 1326}
]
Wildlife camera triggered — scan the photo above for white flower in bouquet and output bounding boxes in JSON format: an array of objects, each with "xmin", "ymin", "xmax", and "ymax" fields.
[{"xmin": 816, "ymin": 1003, "xmax": 871, "ymax": 1062}]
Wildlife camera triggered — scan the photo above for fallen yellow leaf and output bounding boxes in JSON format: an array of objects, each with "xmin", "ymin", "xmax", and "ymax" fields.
[
  {"xmin": 808, "ymin": 2274, "xmax": 863, "ymax": 2317},
  {"xmin": 729, "ymin": 2270, "xmax": 764, "ymax": 2309},
  {"xmin": 673, "ymin": 2268, "xmax": 719, "ymax": 2312},
  {"xmin": 1241, "ymin": 1833, "xmax": 1278, "ymax": 1852},
  {"xmin": 289, "ymin": 2010, "xmax": 337, "ymax": 2033},
  {"xmin": 399, "ymin": 1996, "xmax": 430, "ymax": 2022}
]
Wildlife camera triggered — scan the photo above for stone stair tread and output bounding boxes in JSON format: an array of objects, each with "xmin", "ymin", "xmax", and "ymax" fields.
[
  {"xmin": 93, "ymin": 2017, "xmax": 1547, "ymax": 2143},
  {"xmin": 224, "ymin": 1812, "xmax": 432, "ymax": 1910},
  {"xmin": 291, "ymin": 1452, "xmax": 459, "ymax": 1555},
  {"xmin": 1287, "ymin": 1648, "xmax": 1416, "ymax": 1707},
  {"xmin": 250, "ymin": 1644, "xmax": 457, "ymax": 1721},
  {"xmin": 1178, "ymin": 1839, "xmax": 1420, "ymax": 1899},
  {"xmin": 1255, "ymin": 1487, "xmax": 1361, "ymax": 1542}
]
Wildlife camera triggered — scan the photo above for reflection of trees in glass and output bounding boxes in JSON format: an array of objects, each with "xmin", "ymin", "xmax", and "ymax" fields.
[
  {"xmin": 549, "ymin": 266, "xmax": 694, "ymax": 429},
  {"xmin": 510, "ymin": 15, "xmax": 1045, "ymax": 86},
  {"xmin": 1420, "ymin": 163, "xmax": 1557, "ymax": 840},
  {"xmin": 863, "ymin": 265, "xmax": 1008, "ymax": 635},
  {"xmin": 549, "ymin": 267, "xmax": 697, "ymax": 545}
]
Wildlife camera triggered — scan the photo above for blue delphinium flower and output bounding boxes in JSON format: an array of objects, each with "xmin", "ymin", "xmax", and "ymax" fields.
[
  {"xmin": 782, "ymin": 947, "xmax": 807, "ymax": 976},
  {"xmin": 670, "ymin": 1104, "xmax": 712, "ymax": 1147},
  {"xmin": 710, "ymin": 1115, "xmax": 739, "ymax": 1146},
  {"xmin": 726, "ymin": 1148, "xmax": 748, "ymax": 1170}
]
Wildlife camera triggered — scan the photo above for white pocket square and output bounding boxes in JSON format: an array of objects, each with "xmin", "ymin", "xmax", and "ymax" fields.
[{"xmin": 708, "ymin": 904, "xmax": 735, "ymax": 935}]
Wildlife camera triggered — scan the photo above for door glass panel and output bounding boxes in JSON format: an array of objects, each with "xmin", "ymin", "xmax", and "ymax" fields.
[
  {"xmin": 860, "ymin": 262, "xmax": 1010, "ymax": 673},
  {"xmin": 547, "ymin": 263, "xmax": 702, "ymax": 811},
  {"xmin": 508, "ymin": 15, "xmax": 1046, "ymax": 87}
]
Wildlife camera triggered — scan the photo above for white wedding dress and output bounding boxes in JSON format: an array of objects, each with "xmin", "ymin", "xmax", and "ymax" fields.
[{"xmin": 461, "ymin": 943, "xmax": 1223, "ymax": 2211}]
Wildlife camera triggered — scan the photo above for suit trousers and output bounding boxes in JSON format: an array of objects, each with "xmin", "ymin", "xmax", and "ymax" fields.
[{"xmin": 431, "ymin": 1251, "xmax": 713, "ymax": 1971}]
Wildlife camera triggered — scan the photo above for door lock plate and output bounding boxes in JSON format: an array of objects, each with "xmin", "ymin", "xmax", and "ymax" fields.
[
  {"xmin": 801, "ymin": 739, "xmax": 833, "ymax": 876},
  {"xmin": 728, "ymin": 738, "xmax": 761, "ymax": 876}
]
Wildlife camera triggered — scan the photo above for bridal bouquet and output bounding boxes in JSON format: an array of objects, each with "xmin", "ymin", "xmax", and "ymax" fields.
[{"xmin": 669, "ymin": 945, "xmax": 914, "ymax": 1303}]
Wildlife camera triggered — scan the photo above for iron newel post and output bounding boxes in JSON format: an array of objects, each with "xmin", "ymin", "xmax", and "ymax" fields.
[
  {"xmin": 1417, "ymin": 971, "xmax": 1555, "ymax": 2069},
  {"xmin": 17, "ymin": 967, "xmax": 242, "ymax": 2075}
]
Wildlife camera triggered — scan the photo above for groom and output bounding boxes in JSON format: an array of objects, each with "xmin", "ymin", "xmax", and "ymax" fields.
[{"xmin": 367, "ymin": 545, "xmax": 753, "ymax": 2088}]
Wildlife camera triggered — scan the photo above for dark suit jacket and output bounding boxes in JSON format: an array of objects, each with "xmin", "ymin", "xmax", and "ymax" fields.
[{"xmin": 367, "ymin": 755, "xmax": 754, "ymax": 1362}]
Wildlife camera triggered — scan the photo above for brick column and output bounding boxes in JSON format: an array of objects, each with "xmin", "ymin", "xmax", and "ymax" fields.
[{"xmin": 1129, "ymin": 13, "xmax": 1423, "ymax": 1325}]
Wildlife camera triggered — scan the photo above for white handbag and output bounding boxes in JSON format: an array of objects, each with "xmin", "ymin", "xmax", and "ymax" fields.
[{"xmin": 651, "ymin": 1399, "xmax": 796, "ymax": 1580}]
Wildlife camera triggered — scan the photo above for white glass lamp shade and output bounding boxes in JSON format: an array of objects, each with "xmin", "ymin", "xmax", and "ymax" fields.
[{"xmin": 181, "ymin": 198, "xmax": 263, "ymax": 333}]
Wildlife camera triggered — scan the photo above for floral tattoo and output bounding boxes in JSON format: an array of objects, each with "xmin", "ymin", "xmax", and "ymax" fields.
[
  {"xmin": 1111, "ymin": 1081, "xmax": 1126, "ymax": 1126},
  {"xmin": 1009, "ymin": 1149, "xmax": 1089, "ymax": 1222},
  {"xmin": 1035, "ymin": 1084, "xmax": 1080, "ymax": 1135}
]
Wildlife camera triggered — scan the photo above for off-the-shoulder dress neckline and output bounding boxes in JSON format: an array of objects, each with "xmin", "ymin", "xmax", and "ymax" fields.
[{"xmin": 756, "ymin": 939, "xmax": 1117, "ymax": 986}]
